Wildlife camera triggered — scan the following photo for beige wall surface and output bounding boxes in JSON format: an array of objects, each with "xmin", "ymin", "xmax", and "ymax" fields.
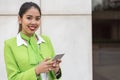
[{"xmin": 0, "ymin": 0, "xmax": 92, "ymax": 80}]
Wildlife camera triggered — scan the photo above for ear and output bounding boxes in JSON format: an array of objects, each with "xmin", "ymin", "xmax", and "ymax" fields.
[{"xmin": 18, "ymin": 16, "xmax": 22, "ymax": 24}]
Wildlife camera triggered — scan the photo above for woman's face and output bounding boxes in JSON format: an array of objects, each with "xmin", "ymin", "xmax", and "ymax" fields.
[{"xmin": 19, "ymin": 7, "xmax": 41, "ymax": 37}]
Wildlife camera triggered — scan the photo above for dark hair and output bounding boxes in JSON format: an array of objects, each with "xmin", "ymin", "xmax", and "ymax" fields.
[{"xmin": 18, "ymin": 2, "xmax": 41, "ymax": 33}]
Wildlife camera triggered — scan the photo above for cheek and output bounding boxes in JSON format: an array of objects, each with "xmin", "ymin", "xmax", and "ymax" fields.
[
  {"xmin": 24, "ymin": 20, "xmax": 30, "ymax": 24},
  {"xmin": 38, "ymin": 19, "xmax": 41, "ymax": 24},
  {"xmin": 37, "ymin": 21, "xmax": 41, "ymax": 26},
  {"xmin": 21, "ymin": 20, "xmax": 28, "ymax": 26}
]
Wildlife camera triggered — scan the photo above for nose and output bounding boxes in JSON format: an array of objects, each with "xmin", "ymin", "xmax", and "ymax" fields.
[{"xmin": 31, "ymin": 19, "xmax": 37, "ymax": 24}]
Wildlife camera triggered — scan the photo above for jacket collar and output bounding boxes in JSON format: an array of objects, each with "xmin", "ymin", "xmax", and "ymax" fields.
[{"xmin": 16, "ymin": 33, "xmax": 45, "ymax": 46}]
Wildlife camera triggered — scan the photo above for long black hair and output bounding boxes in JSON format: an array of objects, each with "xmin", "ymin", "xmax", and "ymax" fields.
[{"xmin": 18, "ymin": 2, "xmax": 41, "ymax": 33}]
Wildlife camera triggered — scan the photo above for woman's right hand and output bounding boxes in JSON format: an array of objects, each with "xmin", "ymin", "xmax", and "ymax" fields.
[{"xmin": 35, "ymin": 58, "xmax": 54, "ymax": 75}]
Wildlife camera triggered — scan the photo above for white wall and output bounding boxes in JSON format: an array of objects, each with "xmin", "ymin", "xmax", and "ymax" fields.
[{"xmin": 0, "ymin": 0, "xmax": 92, "ymax": 80}]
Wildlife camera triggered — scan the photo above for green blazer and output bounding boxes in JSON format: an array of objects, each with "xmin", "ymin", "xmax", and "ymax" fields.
[{"xmin": 4, "ymin": 35, "xmax": 60, "ymax": 80}]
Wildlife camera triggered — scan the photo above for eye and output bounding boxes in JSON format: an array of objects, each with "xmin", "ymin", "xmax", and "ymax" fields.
[
  {"xmin": 27, "ymin": 17, "xmax": 32, "ymax": 20},
  {"xmin": 36, "ymin": 17, "xmax": 40, "ymax": 21}
]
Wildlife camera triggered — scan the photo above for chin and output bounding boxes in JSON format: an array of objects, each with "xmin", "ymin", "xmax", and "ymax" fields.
[
  {"xmin": 28, "ymin": 29, "xmax": 37, "ymax": 35},
  {"xmin": 27, "ymin": 32, "xmax": 34, "ymax": 35}
]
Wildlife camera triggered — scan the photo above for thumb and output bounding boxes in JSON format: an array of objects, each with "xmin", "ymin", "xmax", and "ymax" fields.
[{"xmin": 44, "ymin": 58, "xmax": 51, "ymax": 62}]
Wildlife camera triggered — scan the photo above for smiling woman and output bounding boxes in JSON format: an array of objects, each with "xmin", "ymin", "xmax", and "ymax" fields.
[
  {"xmin": 18, "ymin": 6, "xmax": 41, "ymax": 37},
  {"xmin": 4, "ymin": 2, "xmax": 62, "ymax": 80},
  {"xmin": 18, "ymin": 2, "xmax": 41, "ymax": 37}
]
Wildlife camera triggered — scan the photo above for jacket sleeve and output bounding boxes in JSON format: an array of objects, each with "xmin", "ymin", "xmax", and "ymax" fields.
[
  {"xmin": 47, "ymin": 36, "xmax": 62, "ymax": 79},
  {"xmin": 42, "ymin": 35, "xmax": 62, "ymax": 79},
  {"xmin": 4, "ymin": 41, "xmax": 37, "ymax": 80}
]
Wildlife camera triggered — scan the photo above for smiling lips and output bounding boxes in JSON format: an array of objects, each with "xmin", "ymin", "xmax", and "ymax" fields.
[{"xmin": 29, "ymin": 26, "xmax": 37, "ymax": 31}]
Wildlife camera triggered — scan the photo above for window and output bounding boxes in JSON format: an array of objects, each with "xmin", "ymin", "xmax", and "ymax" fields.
[{"xmin": 92, "ymin": 0, "xmax": 120, "ymax": 80}]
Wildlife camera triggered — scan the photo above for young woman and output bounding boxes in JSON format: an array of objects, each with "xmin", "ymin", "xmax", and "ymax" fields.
[{"xmin": 4, "ymin": 2, "xmax": 61, "ymax": 80}]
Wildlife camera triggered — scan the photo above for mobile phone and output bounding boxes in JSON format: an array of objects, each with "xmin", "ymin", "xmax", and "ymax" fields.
[{"xmin": 52, "ymin": 54, "xmax": 64, "ymax": 61}]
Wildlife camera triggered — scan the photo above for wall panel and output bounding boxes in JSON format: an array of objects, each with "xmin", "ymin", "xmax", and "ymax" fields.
[
  {"xmin": 41, "ymin": 16, "xmax": 92, "ymax": 80},
  {"xmin": 41, "ymin": 0, "xmax": 91, "ymax": 14},
  {"xmin": 0, "ymin": 0, "xmax": 40, "ymax": 14}
]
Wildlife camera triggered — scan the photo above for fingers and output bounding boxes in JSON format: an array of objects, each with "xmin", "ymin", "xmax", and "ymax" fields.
[
  {"xmin": 36, "ymin": 58, "xmax": 62, "ymax": 74},
  {"xmin": 44, "ymin": 59, "xmax": 60, "ymax": 72},
  {"xmin": 44, "ymin": 58, "xmax": 51, "ymax": 62},
  {"xmin": 43, "ymin": 58, "xmax": 55, "ymax": 69},
  {"xmin": 51, "ymin": 64, "xmax": 60, "ymax": 73},
  {"xmin": 44, "ymin": 58, "xmax": 62, "ymax": 64},
  {"xmin": 56, "ymin": 59, "xmax": 62, "ymax": 64},
  {"xmin": 52, "ymin": 62, "xmax": 59, "ymax": 68}
]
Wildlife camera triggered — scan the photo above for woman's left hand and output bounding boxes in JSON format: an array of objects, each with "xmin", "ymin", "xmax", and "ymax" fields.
[{"xmin": 52, "ymin": 59, "xmax": 61, "ymax": 73}]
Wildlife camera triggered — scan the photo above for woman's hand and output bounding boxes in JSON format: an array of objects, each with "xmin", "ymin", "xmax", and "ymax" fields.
[
  {"xmin": 52, "ymin": 59, "xmax": 62, "ymax": 73},
  {"xmin": 35, "ymin": 58, "xmax": 54, "ymax": 75}
]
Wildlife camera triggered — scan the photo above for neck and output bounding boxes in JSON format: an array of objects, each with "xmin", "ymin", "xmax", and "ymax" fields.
[{"xmin": 21, "ymin": 32, "xmax": 34, "ymax": 37}]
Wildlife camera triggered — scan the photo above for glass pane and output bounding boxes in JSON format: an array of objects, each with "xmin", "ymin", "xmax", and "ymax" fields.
[{"xmin": 92, "ymin": 0, "xmax": 120, "ymax": 80}]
